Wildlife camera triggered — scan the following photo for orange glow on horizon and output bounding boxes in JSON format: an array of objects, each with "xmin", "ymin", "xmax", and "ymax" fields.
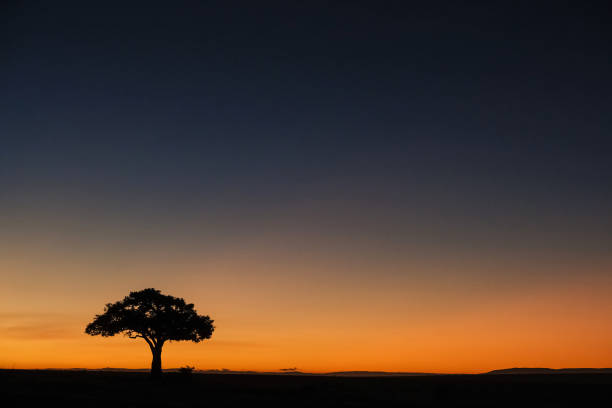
[{"xmin": 2, "ymin": 250, "xmax": 611, "ymax": 373}]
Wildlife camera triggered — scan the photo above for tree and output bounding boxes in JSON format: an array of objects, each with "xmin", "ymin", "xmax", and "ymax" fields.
[{"xmin": 85, "ymin": 288, "xmax": 214, "ymax": 378}]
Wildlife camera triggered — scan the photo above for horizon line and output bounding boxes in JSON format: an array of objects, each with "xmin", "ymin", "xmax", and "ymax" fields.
[{"xmin": 3, "ymin": 367, "xmax": 612, "ymax": 376}]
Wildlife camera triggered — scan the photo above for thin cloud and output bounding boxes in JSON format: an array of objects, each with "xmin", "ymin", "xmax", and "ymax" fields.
[
  {"xmin": 0, "ymin": 312, "xmax": 68, "ymax": 319},
  {"xmin": 207, "ymin": 339, "xmax": 269, "ymax": 348},
  {"xmin": 0, "ymin": 324, "xmax": 75, "ymax": 340}
]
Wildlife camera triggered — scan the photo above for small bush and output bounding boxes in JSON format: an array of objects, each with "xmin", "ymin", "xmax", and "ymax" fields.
[{"xmin": 178, "ymin": 366, "xmax": 195, "ymax": 376}]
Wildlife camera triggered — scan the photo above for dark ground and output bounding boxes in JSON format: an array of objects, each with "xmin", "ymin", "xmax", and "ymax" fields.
[{"xmin": 1, "ymin": 370, "xmax": 611, "ymax": 407}]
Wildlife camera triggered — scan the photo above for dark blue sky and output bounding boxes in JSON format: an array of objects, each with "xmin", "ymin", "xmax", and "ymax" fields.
[{"xmin": 1, "ymin": 1, "xmax": 611, "ymax": 263}]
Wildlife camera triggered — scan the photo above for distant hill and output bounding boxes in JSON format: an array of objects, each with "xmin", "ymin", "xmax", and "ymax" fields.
[
  {"xmin": 487, "ymin": 368, "xmax": 612, "ymax": 375},
  {"xmin": 98, "ymin": 368, "xmax": 150, "ymax": 372},
  {"xmin": 323, "ymin": 371, "xmax": 439, "ymax": 377}
]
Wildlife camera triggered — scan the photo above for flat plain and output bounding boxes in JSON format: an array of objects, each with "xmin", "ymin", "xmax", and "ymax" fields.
[{"xmin": 2, "ymin": 369, "xmax": 611, "ymax": 407}]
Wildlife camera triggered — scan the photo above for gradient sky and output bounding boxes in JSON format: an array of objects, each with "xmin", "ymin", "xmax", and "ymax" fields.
[{"xmin": 1, "ymin": 1, "xmax": 611, "ymax": 373}]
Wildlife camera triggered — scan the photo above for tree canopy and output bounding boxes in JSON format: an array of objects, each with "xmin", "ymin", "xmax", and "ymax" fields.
[{"xmin": 85, "ymin": 288, "xmax": 214, "ymax": 376}]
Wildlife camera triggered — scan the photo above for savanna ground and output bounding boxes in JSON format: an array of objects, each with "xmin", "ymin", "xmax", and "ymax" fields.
[{"xmin": 1, "ymin": 369, "xmax": 611, "ymax": 407}]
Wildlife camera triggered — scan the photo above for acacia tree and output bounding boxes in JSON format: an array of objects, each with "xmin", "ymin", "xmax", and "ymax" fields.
[{"xmin": 85, "ymin": 288, "xmax": 214, "ymax": 378}]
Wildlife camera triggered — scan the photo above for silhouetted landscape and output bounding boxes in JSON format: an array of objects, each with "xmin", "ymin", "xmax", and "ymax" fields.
[
  {"xmin": 2, "ymin": 369, "xmax": 612, "ymax": 407},
  {"xmin": 486, "ymin": 368, "xmax": 612, "ymax": 375}
]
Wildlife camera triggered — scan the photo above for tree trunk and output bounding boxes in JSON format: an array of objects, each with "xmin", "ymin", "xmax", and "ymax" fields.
[{"xmin": 151, "ymin": 346, "xmax": 162, "ymax": 378}]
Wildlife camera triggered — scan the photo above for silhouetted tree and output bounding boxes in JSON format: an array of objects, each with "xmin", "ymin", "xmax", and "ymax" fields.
[{"xmin": 85, "ymin": 288, "xmax": 214, "ymax": 378}]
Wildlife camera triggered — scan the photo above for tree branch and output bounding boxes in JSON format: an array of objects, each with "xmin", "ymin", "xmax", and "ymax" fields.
[{"xmin": 140, "ymin": 335, "xmax": 154, "ymax": 350}]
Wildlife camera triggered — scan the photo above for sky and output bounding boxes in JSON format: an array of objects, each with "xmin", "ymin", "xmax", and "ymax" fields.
[{"xmin": 1, "ymin": 1, "xmax": 611, "ymax": 373}]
